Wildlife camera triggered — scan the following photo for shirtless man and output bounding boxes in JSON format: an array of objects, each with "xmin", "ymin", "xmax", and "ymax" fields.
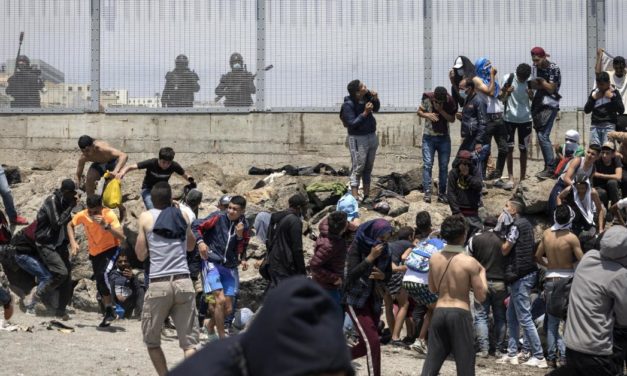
[
  {"xmin": 421, "ymin": 215, "xmax": 488, "ymax": 376},
  {"xmin": 535, "ymin": 204, "xmax": 584, "ymax": 368},
  {"xmin": 76, "ymin": 135, "xmax": 128, "ymax": 219}
]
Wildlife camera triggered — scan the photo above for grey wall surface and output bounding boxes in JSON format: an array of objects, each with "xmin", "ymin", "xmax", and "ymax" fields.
[{"xmin": 0, "ymin": 112, "xmax": 591, "ymax": 174}]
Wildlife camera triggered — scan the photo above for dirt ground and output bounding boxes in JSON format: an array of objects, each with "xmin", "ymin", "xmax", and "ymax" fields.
[{"xmin": 0, "ymin": 309, "xmax": 548, "ymax": 376}]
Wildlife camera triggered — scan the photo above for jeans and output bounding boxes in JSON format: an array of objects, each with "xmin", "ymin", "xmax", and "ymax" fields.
[
  {"xmin": 141, "ymin": 188, "xmax": 154, "ymax": 210},
  {"xmin": 544, "ymin": 279, "xmax": 567, "ymax": 362},
  {"xmin": 533, "ymin": 107, "xmax": 558, "ymax": 169},
  {"xmin": 348, "ymin": 133, "xmax": 379, "ymax": 188},
  {"xmin": 474, "ymin": 280, "xmax": 507, "ymax": 354},
  {"xmin": 595, "ymin": 179, "xmax": 621, "ymax": 208},
  {"xmin": 507, "ymin": 271, "xmax": 543, "ymax": 359},
  {"xmin": 0, "ymin": 165, "xmax": 17, "ymax": 219},
  {"xmin": 590, "ymin": 125, "xmax": 614, "ymax": 146},
  {"xmin": 422, "ymin": 134, "xmax": 451, "ymax": 196},
  {"xmin": 14, "ymin": 253, "xmax": 52, "ymax": 294}
]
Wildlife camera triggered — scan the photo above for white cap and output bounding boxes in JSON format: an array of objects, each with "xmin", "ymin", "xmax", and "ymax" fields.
[
  {"xmin": 565, "ymin": 129, "xmax": 580, "ymax": 143},
  {"xmin": 453, "ymin": 57, "xmax": 464, "ymax": 69}
]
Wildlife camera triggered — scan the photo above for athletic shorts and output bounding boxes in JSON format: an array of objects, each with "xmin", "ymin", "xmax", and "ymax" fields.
[
  {"xmin": 89, "ymin": 158, "xmax": 118, "ymax": 177},
  {"xmin": 203, "ymin": 262, "xmax": 239, "ymax": 297},
  {"xmin": 505, "ymin": 121, "xmax": 532, "ymax": 151},
  {"xmin": 201, "ymin": 260, "xmax": 223, "ymax": 294},
  {"xmin": 403, "ymin": 281, "xmax": 438, "ymax": 306}
]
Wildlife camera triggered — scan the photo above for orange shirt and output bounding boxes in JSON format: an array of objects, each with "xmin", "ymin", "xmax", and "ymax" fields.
[{"xmin": 71, "ymin": 208, "xmax": 121, "ymax": 256}]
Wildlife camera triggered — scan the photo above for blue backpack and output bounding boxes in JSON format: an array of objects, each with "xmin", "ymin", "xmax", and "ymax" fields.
[{"xmin": 405, "ymin": 238, "xmax": 446, "ymax": 273}]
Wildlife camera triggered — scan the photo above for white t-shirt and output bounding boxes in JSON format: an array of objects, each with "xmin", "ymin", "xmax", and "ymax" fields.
[
  {"xmin": 502, "ymin": 73, "xmax": 532, "ymax": 123},
  {"xmin": 179, "ymin": 203, "xmax": 196, "ymax": 223},
  {"xmin": 609, "ymin": 71, "xmax": 627, "ymax": 114},
  {"xmin": 617, "ymin": 197, "xmax": 627, "ymax": 210},
  {"xmin": 477, "ymin": 91, "xmax": 504, "ymax": 114}
]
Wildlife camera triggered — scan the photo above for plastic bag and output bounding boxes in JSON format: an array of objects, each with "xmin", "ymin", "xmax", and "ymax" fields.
[{"xmin": 102, "ymin": 172, "xmax": 122, "ymax": 208}]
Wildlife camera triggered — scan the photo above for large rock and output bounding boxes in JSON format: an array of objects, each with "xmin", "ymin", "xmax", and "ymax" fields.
[
  {"xmin": 307, "ymin": 190, "xmax": 342, "ymax": 211},
  {"xmin": 273, "ymin": 176, "xmax": 308, "ymax": 210},
  {"xmin": 515, "ymin": 179, "xmax": 556, "ymax": 215},
  {"xmin": 387, "ymin": 197, "xmax": 410, "ymax": 217},
  {"xmin": 72, "ymin": 278, "xmax": 101, "ymax": 313}
]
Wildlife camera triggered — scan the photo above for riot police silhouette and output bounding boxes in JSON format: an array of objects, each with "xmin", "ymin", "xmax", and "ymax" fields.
[
  {"xmin": 215, "ymin": 52, "xmax": 256, "ymax": 107},
  {"xmin": 161, "ymin": 54, "xmax": 200, "ymax": 108},
  {"xmin": 6, "ymin": 55, "xmax": 45, "ymax": 108}
]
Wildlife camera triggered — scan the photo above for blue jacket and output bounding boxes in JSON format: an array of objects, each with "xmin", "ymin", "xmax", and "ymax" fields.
[
  {"xmin": 192, "ymin": 211, "xmax": 250, "ymax": 269},
  {"xmin": 340, "ymin": 95, "xmax": 380, "ymax": 135}
]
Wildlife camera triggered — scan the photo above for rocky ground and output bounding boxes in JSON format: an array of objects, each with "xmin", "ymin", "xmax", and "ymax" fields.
[{"xmin": 0, "ymin": 155, "xmax": 555, "ymax": 375}]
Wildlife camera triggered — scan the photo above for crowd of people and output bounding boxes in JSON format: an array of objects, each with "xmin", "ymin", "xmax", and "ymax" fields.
[{"xmin": 0, "ymin": 45, "xmax": 626, "ymax": 376}]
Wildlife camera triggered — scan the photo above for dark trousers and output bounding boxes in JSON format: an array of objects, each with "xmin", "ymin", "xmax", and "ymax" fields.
[
  {"xmin": 347, "ymin": 299, "xmax": 381, "ymax": 376},
  {"xmin": 90, "ymin": 247, "xmax": 119, "ymax": 297},
  {"xmin": 37, "ymin": 244, "xmax": 72, "ymax": 313},
  {"xmin": 595, "ymin": 179, "xmax": 621, "ymax": 208},
  {"xmin": 484, "ymin": 116, "xmax": 508, "ymax": 176},
  {"xmin": 421, "ymin": 307, "xmax": 476, "ymax": 376},
  {"xmin": 547, "ymin": 348, "xmax": 621, "ymax": 376},
  {"xmin": 614, "ymin": 326, "xmax": 627, "ymax": 374}
]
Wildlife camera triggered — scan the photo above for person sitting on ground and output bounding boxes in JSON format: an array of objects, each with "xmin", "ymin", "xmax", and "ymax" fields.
[
  {"xmin": 67, "ymin": 194, "xmax": 125, "ymax": 326},
  {"xmin": 535, "ymin": 204, "xmax": 584, "ymax": 369},
  {"xmin": 584, "ymin": 71, "xmax": 625, "ymax": 146},
  {"xmin": 593, "ymin": 141, "xmax": 623, "ymax": 210},
  {"xmin": 76, "ymin": 135, "xmax": 128, "ymax": 220},
  {"xmin": 343, "ymin": 219, "xmax": 393, "ymax": 376},
  {"xmin": 119, "ymin": 147, "xmax": 194, "ymax": 210},
  {"xmin": 548, "ymin": 143, "xmax": 602, "ymax": 215},
  {"xmin": 468, "ymin": 216, "xmax": 507, "ymax": 358},
  {"xmin": 557, "ymin": 173, "xmax": 606, "ymax": 236},
  {"xmin": 384, "ymin": 226, "xmax": 414, "ymax": 347},
  {"xmin": 420, "ymin": 215, "xmax": 488, "ymax": 376},
  {"xmin": 417, "ymin": 86, "xmax": 457, "ymax": 204},
  {"xmin": 553, "ymin": 129, "xmax": 585, "ymax": 175},
  {"xmin": 546, "ymin": 226, "xmax": 627, "ymax": 376},
  {"xmin": 447, "ymin": 150, "xmax": 483, "ymax": 237},
  {"xmin": 108, "ymin": 252, "xmax": 143, "ymax": 319},
  {"xmin": 170, "ymin": 276, "xmax": 355, "ymax": 376},
  {"xmin": 309, "ymin": 211, "xmax": 355, "ymax": 308},
  {"xmin": 610, "ymin": 196, "xmax": 627, "ymax": 226}
]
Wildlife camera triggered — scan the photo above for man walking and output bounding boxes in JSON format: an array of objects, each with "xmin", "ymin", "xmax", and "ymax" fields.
[
  {"xmin": 535, "ymin": 204, "xmax": 584, "ymax": 368},
  {"xmin": 420, "ymin": 215, "xmax": 487, "ymax": 376},
  {"xmin": 135, "ymin": 182, "xmax": 199, "ymax": 375},
  {"xmin": 67, "ymin": 194, "xmax": 126, "ymax": 326}
]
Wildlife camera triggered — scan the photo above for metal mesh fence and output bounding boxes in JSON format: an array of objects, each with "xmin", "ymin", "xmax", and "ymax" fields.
[{"xmin": 0, "ymin": 0, "xmax": 618, "ymax": 113}]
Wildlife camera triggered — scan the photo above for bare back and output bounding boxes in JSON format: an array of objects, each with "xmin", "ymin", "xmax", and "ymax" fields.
[
  {"xmin": 542, "ymin": 229, "xmax": 583, "ymax": 270},
  {"xmin": 82, "ymin": 140, "xmax": 119, "ymax": 163},
  {"xmin": 429, "ymin": 251, "xmax": 485, "ymax": 311}
]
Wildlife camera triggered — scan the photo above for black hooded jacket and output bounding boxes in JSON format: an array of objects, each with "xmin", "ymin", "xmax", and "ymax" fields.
[
  {"xmin": 267, "ymin": 210, "xmax": 305, "ymax": 280},
  {"xmin": 446, "ymin": 159, "xmax": 483, "ymax": 215},
  {"xmin": 35, "ymin": 190, "xmax": 74, "ymax": 246},
  {"xmin": 169, "ymin": 276, "xmax": 354, "ymax": 376}
]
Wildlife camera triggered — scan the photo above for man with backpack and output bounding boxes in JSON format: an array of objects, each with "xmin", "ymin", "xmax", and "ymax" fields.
[
  {"xmin": 265, "ymin": 194, "xmax": 308, "ymax": 288},
  {"xmin": 534, "ymin": 204, "xmax": 584, "ymax": 368},
  {"xmin": 499, "ymin": 63, "xmax": 534, "ymax": 187}
]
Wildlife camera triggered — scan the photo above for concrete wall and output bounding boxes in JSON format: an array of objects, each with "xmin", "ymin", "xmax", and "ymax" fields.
[{"xmin": 0, "ymin": 112, "xmax": 591, "ymax": 174}]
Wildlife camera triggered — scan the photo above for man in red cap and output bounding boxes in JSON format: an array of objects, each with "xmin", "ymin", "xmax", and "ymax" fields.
[{"xmin": 530, "ymin": 47, "xmax": 562, "ymax": 179}]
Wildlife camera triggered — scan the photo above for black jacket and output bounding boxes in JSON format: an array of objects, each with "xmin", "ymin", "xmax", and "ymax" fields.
[
  {"xmin": 267, "ymin": 210, "xmax": 305, "ymax": 280},
  {"xmin": 504, "ymin": 216, "xmax": 537, "ymax": 283},
  {"xmin": 35, "ymin": 190, "xmax": 74, "ymax": 246},
  {"xmin": 446, "ymin": 159, "xmax": 483, "ymax": 215},
  {"xmin": 169, "ymin": 277, "xmax": 354, "ymax": 376},
  {"xmin": 584, "ymin": 88, "xmax": 625, "ymax": 125},
  {"xmin": 340, "ymin": 95, "xmax": 380, "ymax": 135}
]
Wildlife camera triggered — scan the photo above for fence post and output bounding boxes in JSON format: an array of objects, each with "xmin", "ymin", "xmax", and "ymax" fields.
[
  {"xmin": 423, "ymin": 0, "xmax": 433, "ymax": 93},
  {"xmin": 89, "ymin": 0, "xmax": 101, "ymax": 113},
  {"xmin": 255, "ymin": 0, "xmax": 267, "ymax": 112},
  {"xmin": 587, "ymin": 0, "xmax": 606, "ymax": 94}
]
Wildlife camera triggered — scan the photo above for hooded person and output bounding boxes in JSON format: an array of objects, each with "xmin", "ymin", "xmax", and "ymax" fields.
[
  {"xmin": 343, "ymin": 219, "xmax": 392, "ymax": 376},
  {"xmin": 447, "ymin": 150, "xmax": 484, "ymax": 237},
  {"xmin": 169, "ymin": 276, "xmax": 355, "ymax": 376},
  {"xmin": 450, "ymin": 55, "xmax": 476, "ymax": 107},
  {"xmin": 548, "ymin": 226, "xmax": 627, "ymax": 376},
  {"xmin": 556, "ymin": 172, "xmax": 606, "ymax": 236}
]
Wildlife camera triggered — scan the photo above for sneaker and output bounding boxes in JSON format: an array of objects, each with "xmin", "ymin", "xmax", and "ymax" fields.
[
  {"xmin": 390, "ymin": 339, "xmax": 409, "ymax": 348},
  {"xmin": 401, "ymin": 336, "xmax": 415, "ymax": 345},
  {"xmin": 517, "ymin": 350, "xmax": 531, "ymax": 362},
  {"xmin": 558, "ymin": 358, "xmax": 567, "ymax": 368},
  {"xmin": 424, "ymin": 193, "xmax": 432, "ymax": 204},
  {"xmin": 493, "ymin": 178, "xmax": 514, "ymax": 190},
  {"xmin": 10, "ymin": 215, "xmax": 29, "ymax": 225},
  {"xmin": 535, "ymin": 169, "xmax": 553, "ymax": 180},
  {"xmin": 164, "ymin": 317, "xmax": 176, "ymax": 330},
  {"xmin": 22, "ymin": 289, "xmax": 39, "ymax": 309},
  {"xmin": 410, "ymin": 339, "xmax": 428, "ymax": 355},
  {"xmin": 437, "ymin": 194, "xmax": 448, "ymax": 204},
  {"xmin": 547, "ymin": 359, "xmax": 557, "ymax": 368},
  {"xmin": 523, "ymin": 357, "xmax": 548, "ymax": 368},
  {"xmin": 55, "ymin": 310, "xmax": 70, "ymax": 321},
  {"xmin": 486, "ymin": 171, "xmax": 502, "ymax": 180},
  {"xmin": 103, "ymin": 306, "xmax": 117, "ymax": 324},
  {"xmin": 496, "ymin": 354, "xmax": 519, "ymax": 365}
]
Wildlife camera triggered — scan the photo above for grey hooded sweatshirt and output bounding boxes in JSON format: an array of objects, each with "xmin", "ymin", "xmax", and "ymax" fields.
[{"xmin": 564, "ymin": 226, "xmax": 627, "ymax": 356}]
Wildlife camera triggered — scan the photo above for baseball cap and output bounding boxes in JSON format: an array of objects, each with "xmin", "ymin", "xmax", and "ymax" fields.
[
  {"xmin": 453, "ymin": 56, "xmax": 464, "ymax": 69},
  {"xmin": 185, "ymin": 189, "xmax": 203, "ymax": 207},
  {"xmin": 457, "ymin": 150, "xmax": 473, "ymax": 160},
  {"xmin": 61, "ymin": 179, "xmax": 76, "ymax": 193},
  {"xmin": 336, "ymin": 193, "xmax": 359, "ymax": 221},
  {"xmin": 602, "ymin": 141, "xmax": 616, "ymax": 151},
  {"xmin": 564, "ymin": 129, "xmax": 580, "ymax": 143},
  {"xmin": 530, "ymin": 46, "xmax": 548, "ymax": 57}
]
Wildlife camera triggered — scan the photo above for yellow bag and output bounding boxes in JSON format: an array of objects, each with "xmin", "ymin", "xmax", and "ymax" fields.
[{"xmin": 102, "ymin": 172, "xmax": 122, "ymax": 208}]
